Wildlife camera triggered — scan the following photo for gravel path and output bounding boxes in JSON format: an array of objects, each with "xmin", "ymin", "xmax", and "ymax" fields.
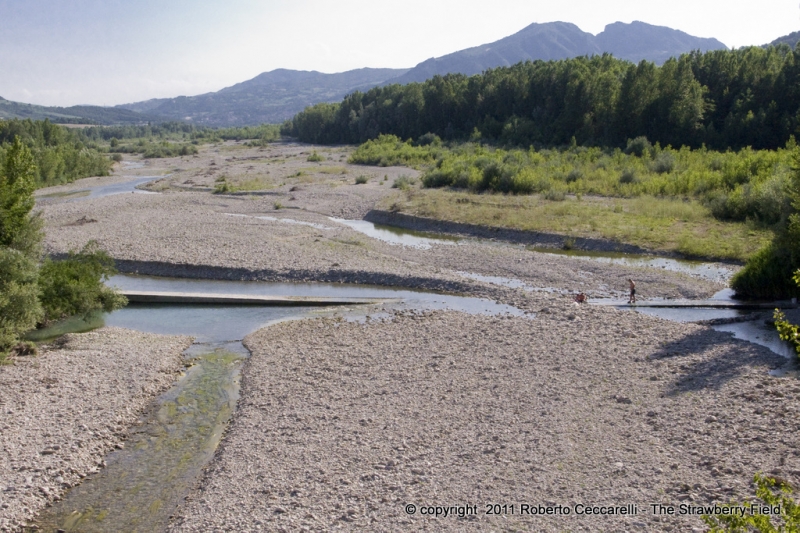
[
  {"xmin": 168, "ymin": 305, "xmax": 798, "ymax": 532},
  {"xmin": 0, "ymin": 328, "xmax": 191, "ymax": 532}
]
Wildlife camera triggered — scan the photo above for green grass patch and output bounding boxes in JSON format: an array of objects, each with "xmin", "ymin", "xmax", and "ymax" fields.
[
  {"xmin": 307, "ymin": 166, "xmax": 348, "ymax": 175},
  {"xmin": 384, "ymin": 189, "xmax": 770, "ymax": 261}
]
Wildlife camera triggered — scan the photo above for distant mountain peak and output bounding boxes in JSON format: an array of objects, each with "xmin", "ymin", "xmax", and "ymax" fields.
[
  {"xmin": 386, "ymin": 20, "xmax": 727, "ymax": 86},
  {"xmin": 766, "ymin": 30, "xmax": 800, "ymax": 49}
]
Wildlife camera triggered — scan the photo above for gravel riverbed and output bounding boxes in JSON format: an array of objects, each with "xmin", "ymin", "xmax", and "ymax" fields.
[
  {"xmin": 168, "ymin": 306, "xmax": 798, "ymax": 532},
  {"xmin": 12, "ymin": 145, "xmax": 797, "ymax": 532},
  {"xmin": 0, "ymin": 328, "xmax": 191, "ymax": 531}
]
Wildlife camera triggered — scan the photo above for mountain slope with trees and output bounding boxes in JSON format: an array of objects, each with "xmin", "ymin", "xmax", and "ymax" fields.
[
  {"xmin": 386, "ymin": 21, "xmax": 727, "ymax": 85},
  {"xmin": 767, "ymin": 31, "xmax": 800, "ymax": 49},
  {"xmin": 0, "ymin": 97, "xmax": 157, "ymax": 125}
]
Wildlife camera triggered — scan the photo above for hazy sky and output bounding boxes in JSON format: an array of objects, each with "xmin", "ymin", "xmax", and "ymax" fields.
[{"xmin": 1, "ymin": 0, "xmax": 797, "ymax": 107}]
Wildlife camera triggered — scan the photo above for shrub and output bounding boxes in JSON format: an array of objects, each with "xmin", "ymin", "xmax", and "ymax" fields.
[
  {"xmin": 392, "ymin": 176, "xmax": 416, "ymax": 190},
  {"xmin": 624, "ymin": 136, "xmax": 652, "ymax": 157},
  {"xmin": 214, "ymin": 180, "xmax": 234, "ymax": 194},
  {"xmin": 731, "ymin": 242, "xmax": 800, "ymax": 298},
  {"xmin": 355, "ymin": 175, "xmax": 369, "ymax": 184},
  {"xmin": 543, "ymin": 189, "xmax": 566, "ymax": 201},
  {"xmin": 619, "ymin": 169, "xmax": 639, "ymax": 184},
  {"xmin": 307, "ymin": 151, "xmax": 325, "ymax": 162},
  {"xmin": 416, "ymin": 133, "xmax": 442, "ymax": 146},
  {"xmin": 565, "ymin": 169, "xmax": 583, "ymax": 183},
  {"xmin": 37, "ymin": 241, "xmax": 127, "ymax": 324},
  {"xmin": 703, "ymin": 473, "xmax": 800, "ymax": 532},
  {"xmin": 651, "ymin": 152, "xmax": 676, "ymax": 174},
  {"xmin": 774, "ymin": 270, "xmax": 800, "ymax": 356}
]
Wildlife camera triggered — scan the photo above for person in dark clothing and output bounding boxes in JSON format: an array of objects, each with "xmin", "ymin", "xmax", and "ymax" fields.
[{"xmin": 628, "ymin": 279, "xmax": 636, "ymax": 304}]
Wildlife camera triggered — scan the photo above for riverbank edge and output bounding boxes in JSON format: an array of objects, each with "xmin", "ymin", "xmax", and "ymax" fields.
[
  {"xmin": 100, "ymin": 259, "xmax": 483, "ymax": 296},
  {"xmin": 0, "ymin": 329, "xmax": 192, "ymax": 532},
  {"xmin": 364, "ymin": 209, "xmax": 744, "ymax": 264}
]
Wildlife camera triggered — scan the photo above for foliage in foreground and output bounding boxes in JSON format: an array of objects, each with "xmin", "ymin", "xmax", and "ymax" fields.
[
  {"xmin": 704, "ymin": 473, "xmax": 800, "ymax": 532},
  {"xmin": 0, "ymin": 138, "xmax": 43, "ymax": 356},
  {"xmin": 773, "ymin": 270, "xmax": 800, "ymax": 357},
  {"xmin": 0, "ymin": 137, "xmax": 125, "ymax": 358}
]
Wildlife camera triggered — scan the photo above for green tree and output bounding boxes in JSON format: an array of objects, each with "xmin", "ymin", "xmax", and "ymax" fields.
[
  {"xmin": 0, "ymin": 137, "xmax": 37, "ymax": 248},
  {"xmin": 0, "ymin": 137, "xmax": 126, "ymax": 358},
  {"xmin": 0, "ymin": 138, "xmax": 42, "ymax": 356}
]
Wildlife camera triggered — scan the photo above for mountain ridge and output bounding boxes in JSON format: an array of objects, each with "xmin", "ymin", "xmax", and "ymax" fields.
[
  {"xmin": 385, "ymin": 20, "xmax": 727, "ymax": 85},
  {"xmin": 117, "ymin": 67, "xmax": 409, "ymax": 126}
]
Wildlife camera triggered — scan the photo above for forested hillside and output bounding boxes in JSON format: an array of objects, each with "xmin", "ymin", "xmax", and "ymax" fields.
[
  {"xmin": 285, "ymin": 45, "xmax": 799, "ymax": 151},
  {"xmin": 0, "ymin": 97, "xmax": 157, "ymax": 125}
]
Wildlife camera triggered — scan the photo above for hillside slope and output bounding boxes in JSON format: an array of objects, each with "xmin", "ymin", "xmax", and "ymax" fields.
[
  {"xmin": 387, "ymin": 20, "xmax": 727, "ymax": 85},
  {"xmin": 117, "ymin": 67, "xmax": 409, "ymax": 126}
]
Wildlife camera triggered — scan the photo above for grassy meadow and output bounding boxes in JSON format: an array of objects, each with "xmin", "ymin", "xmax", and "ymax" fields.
[{"xmin": 385, "ymin": 189, "xmax": 770, "ymax": 261}]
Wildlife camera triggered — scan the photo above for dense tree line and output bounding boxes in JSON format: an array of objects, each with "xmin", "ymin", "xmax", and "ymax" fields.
[
  {"xmin": 78, "ymin": 122, "xmax": 281, "ymax": 144},
  {"xmin": 0, "ymin": 119, "xmax": 112, "ymax": 187},
  {"xmin": 283, "ymin": 46, "xmax": 800, "ymax": 151}
]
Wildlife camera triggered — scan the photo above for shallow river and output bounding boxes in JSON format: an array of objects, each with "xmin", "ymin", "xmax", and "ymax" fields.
[{"xmin": 30, "ymin": 276, "xmax": 526, "ymax": 532}]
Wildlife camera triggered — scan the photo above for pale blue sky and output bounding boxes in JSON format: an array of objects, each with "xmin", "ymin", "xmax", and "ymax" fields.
[{"xmin": 1, "ymin": 0, "xmax": 796, "ymax": 107}]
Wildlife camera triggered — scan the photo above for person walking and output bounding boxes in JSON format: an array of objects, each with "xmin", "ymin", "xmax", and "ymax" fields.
[{"xmin": 628, "ymin": 279, "xmax": 636, "ymax": 304}]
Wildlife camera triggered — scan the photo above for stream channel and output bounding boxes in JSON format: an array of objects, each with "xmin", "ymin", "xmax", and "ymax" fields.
[
  {"xmin": 28, "ymin": 276, "xmax": 525, "ymax": 532},
  {"xmin": 28, "ymin": 175, "xmax": 797, "ymax": 531}
]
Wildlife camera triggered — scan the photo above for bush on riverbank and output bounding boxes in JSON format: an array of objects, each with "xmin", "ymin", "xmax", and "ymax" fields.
[
  {"xmin": 774, "ymin": 270, "xmax": 800, "ymax": 357},
  {"xmin": 38, "ymin": 242, "xmax": 128, "ymax": 324},
  {"xmin": 731, "ymin": 151, "xmax": 800, "ymax": 298}
]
